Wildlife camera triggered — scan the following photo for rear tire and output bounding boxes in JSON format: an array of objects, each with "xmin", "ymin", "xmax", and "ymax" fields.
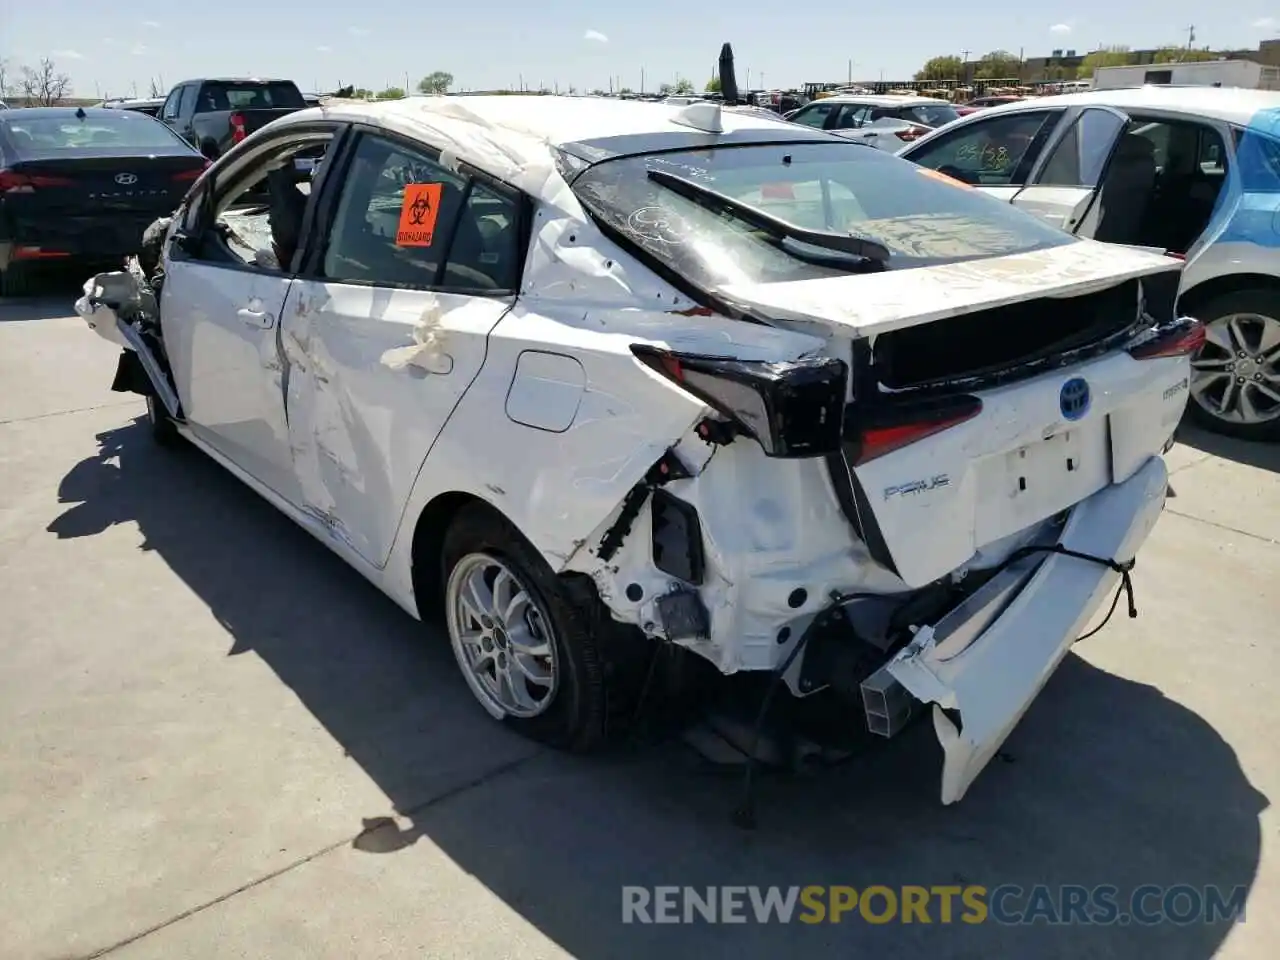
[
  {"xmin": 0, "ymin": 263, "xmax": 31, "ymax": 298},
  {"xmin": 1184, "ymin": 288, "xmax": 1280, "ymax": 441},
  {"xmin": 145, "ymin": 394, "xmax": 181, "ymax": 447},
  {"xmin": 440, "ymin": 504, "xmax": 645, "ymax": 751}
]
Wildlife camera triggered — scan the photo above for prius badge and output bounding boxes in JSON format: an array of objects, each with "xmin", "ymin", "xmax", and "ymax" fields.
[{"xmin": 1059, "ymin": 377, "xmax": 1091, "ymax": 421}]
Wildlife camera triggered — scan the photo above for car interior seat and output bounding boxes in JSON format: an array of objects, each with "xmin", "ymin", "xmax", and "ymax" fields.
[{"xmin": 1093, "ymin": 133, "xmax": 1157, "ymax": 245}]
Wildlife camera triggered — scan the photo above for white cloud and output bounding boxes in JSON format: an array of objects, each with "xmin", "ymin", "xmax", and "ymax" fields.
[
  {"xmin": 130, "ymin": 43, "xmax": 148, "ymax": 56},
  {"xmin": 141, "ymin": 19, "xmax": 160, "ymax": 28},
  {"xmin": 53, "ymin": 49, "xmax": 85, "ymax": 60},
  {"xmin": 584, "ymin": 29, "xmax": 608, "ymax": 43},
  {"xmin": 1050, "ymin": 23, "xmax": 1071, "ymax": 34},
  {"xmin": 316, "ymin": 45, "xmax": 332, "ymax": 53},
  {"xmin": 1253, "ymin": 16, "xmax": 1278, "ymax": 29},
  {"xmin": 348, "ymin": 26, "xmax": 370, "ymax": 36}
]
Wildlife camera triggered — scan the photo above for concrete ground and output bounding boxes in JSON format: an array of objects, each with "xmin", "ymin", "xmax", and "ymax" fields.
[{"xmin": 1, "ymin": 280, "xmax": 1277, "ymax": 960}]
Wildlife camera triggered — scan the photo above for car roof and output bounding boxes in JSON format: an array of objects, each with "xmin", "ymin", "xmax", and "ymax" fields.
[
  {"xmin": 0, "ymin": 106, "xmax": 140, "ymax": 121},
  {"xmin": 174, "ymin": 77, "xmax": 295, "ymax": 86},
  {"xmin": 292, "ymin": 95, "xmax": 839, "ymax": 199},
  {"xmin": 809, "ymin": 94, "xmax": 949, "ymax": 106},
  {"xmin": 978, "ymin": 85, "xmax": 1280, "ymax": 125}
]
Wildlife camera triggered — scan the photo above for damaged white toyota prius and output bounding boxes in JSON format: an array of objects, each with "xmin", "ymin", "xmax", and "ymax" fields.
[{"xmin": 77, "ymin": 95, "xmax": 1202, "ymax": 807}]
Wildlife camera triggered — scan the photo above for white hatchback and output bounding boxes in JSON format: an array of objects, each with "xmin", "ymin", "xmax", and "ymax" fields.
[
  {"xmin": 78, "ymin": 96, "xmax": 1199, "ymax": 807},
  {"xmin": 899, "ymin": 86, "xmax": 1280, "ymax": 440}
]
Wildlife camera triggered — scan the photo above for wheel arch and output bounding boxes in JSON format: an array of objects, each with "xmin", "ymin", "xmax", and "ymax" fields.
[
  {"xmin": 409, "ymin": 490, "xmax": 493, "ymax": 620},
  {"xmin": 1180, "ymin": 273, "xmax": 1280, "ymax": 315}
]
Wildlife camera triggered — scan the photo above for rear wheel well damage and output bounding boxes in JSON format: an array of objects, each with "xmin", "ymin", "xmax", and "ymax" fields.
[{"xmin": 412, "ymin": 493, "xmax": 676, "ymax": 746}]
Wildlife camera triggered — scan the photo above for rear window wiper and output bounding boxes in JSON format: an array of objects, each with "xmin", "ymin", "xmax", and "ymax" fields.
[{"xmin": 645, "ymin": 167, "xmax": 891, "ymax": 269}]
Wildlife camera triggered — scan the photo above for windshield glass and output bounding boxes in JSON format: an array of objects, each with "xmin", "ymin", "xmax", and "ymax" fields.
[
  {"xmin": 570, "ymin": 141, "xmax": 1074, "ymax": 289},
  {"xmin": 3, "ymin": 112, "xmax": 189, "ymax": 151},
  {"xmin": 904, "ymin": 103, "xmax": 960, "ymax": 127}
]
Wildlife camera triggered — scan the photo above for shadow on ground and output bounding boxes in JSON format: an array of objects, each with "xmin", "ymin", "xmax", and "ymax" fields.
[
  {"xmin": 49, "ymin": 419, "xmax": 1268, "ymax": 959},
  {"xmin": 0, "ymin": 265, "xmax": 100, "ymax": 323},
  {"xmin": 1177, "ymin": 422, "xmax": 1280, "ymax": 474}
]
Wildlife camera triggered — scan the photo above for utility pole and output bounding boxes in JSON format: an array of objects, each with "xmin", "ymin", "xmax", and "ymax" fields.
[
  {"xmin": 1186, "ymin": 25, "xmax": 1196, "ymax": 49},
  {"xmin": 641, "ymin": 67, "xmax": 645, "ymax": 93}
]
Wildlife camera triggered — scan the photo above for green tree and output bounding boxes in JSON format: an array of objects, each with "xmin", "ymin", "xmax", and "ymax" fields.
[
  {"xmin": 673, "ymin": 77, "xmax": 695, "ymax": 95},
  {"xmin": 618, "ymin": 87, "xmax": 634, "ymax": 95},
  {"xmin": 1077, "ymin": 46, "xmax": 1134, "ymax": 79},
  {"xmin": 658, "ymin": 82, "xmax": 674, "ymax": 96},
  {"xmin": 352, "ymin": 87, "xmax": 373, "ymax": 99},
  {"xmin": 1152, "ymin": 47, "xmax": 1218, "ymax": 63},
  {"xmin": 973, "ymin": 50, "xmax": 1021, "ymax": 80},
  {"xmin": 706, "ymin": 74, "xmax": 722, "ymax": 93},
  {"xmin": 915, "ymin": 55, "xmax": 962, "ymax": 82},
  {"xmin": 377, "ymin": 86, "xmax": 406, "ymax": 99},
  {"xmin": 416, "ymin": 71, "xmax": 454, "ymax": 94}
]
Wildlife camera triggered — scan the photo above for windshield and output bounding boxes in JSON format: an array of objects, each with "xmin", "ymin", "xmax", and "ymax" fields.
[
  {"xmin": 2, "ymin": 112, "xmax": 189, "ymax": 151},
  {"xmin": 904, "ymin": 103, "xmax": 960, "ymax": 127},
  {"xmin": 569, "ymin": 141, "xmax": 1074, "ymax": 289}
]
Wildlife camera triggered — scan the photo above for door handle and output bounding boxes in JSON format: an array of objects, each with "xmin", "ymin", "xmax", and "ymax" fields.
[{"xmin": 237, "ymin": 307, "xmax": 273, "ymax": 327}]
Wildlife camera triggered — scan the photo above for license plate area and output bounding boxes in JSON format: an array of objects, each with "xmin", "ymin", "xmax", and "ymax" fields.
[{"xmin": 973, "ymin": 418, "xmax": 1111, "ymax": 543}]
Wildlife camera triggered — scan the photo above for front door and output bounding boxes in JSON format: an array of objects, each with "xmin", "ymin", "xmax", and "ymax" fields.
[
  {"xmin": 161, "ymin": 126, "xmax": 342, "ymax": 503},
  {"xmin": 281, "ymin": 129, "xmax": 527, "ymax": 565},
  {"xmin": 1010, "ymin": 106, "xmax": 1130, "ymax": 235}
]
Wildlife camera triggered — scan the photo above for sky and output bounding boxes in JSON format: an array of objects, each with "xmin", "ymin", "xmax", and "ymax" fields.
[{"xmin": 3, "ymin": 3, "xmax": 1280, "ymax": 99}]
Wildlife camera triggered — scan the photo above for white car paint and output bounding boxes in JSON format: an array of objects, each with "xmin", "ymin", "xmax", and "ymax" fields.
[
  {"xmin": 76, "ymin": 95, "xmax": 1197, "ymax": 804},
  {"xmin": 787, "ymin": 94, "xmax": 956, "ymax": 151}
]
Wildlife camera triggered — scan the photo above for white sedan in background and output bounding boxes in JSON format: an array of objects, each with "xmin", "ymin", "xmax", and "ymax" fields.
[
  {"xmin": 78, "ymin": 95, "xmax": 1198, "ymax": 807},
  {"xmin": 899, "ymin": 86, "xmax": 1280, "ymax": 440},
  {"xmin": 786, "ymin": 94, "xmax": 961, "ymax": 149}
]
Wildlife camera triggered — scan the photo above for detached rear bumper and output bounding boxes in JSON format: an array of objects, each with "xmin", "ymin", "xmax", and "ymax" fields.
[{"xmin": 885, "ymin": 454, "xmax": 1169, "ymax": 804}]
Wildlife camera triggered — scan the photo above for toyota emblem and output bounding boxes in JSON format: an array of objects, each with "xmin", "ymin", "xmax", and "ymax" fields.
[
  {"xmin": 1059, "ymin": 377, "xmax": 1091, "ymax": 421},
  {"xmin": 115, "ymin": 172, "xmax": 138, "ymax": 185}
]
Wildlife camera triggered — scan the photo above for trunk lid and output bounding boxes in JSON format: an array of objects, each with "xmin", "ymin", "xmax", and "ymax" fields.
[
  {"xmin": 718, "ymin": 240, "xmax": 1189, "ymax": 590},
  {"xmin": 715, "ymin": 236, "xmax": 1182, "ymax": 339},
  {"xmin": 2, "ymin": 153, "xmax": 206, "ymax": 216}
]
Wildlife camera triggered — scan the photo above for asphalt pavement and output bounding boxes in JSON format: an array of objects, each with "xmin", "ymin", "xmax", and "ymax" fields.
[{"xmin": 1, "ymin": 277, "xmax": 1277, "ymax": 960}]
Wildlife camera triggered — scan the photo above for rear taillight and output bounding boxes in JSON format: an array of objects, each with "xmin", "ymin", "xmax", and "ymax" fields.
[
  {"xmin": 1127, "ymin": 317, "xmax": 1206, "ymax": 360},
  {"xmin": 229, "ymin": 112, "xmax": 247, "ymax": 143},
  {"xmin": 895, "ymin": 128, "xmax": 925, "ymax": 142},
  {"xmin": 631, "ymin": 344, "xmax": 847, "ymax": 458},
  {"xmin": 0, "ymin": 169, "xmax": 75, "ymax": 193},
  {"xmin": 172, "ymin": 161, "xmax": 211, "ymax": 182},
  {"xmin": 849, "ymin": 395, "xmax": 983, "ymax": 465}
]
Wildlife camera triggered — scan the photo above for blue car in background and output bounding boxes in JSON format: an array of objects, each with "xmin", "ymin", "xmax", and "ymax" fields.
[{"xmin": 899, "ymin": 85, "xmax": 1280, "ymax": 441}]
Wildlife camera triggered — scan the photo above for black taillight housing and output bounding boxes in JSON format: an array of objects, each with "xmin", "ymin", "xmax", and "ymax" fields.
[{"xmin": 631, "ymin": 344, "xmax": 847, "ymax": 457}]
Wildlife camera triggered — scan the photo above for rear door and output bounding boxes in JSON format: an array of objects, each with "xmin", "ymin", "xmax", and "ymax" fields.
[
  {"xmin": 161, "ymin": 123, "xmax": 343, "ymax": 503},
  {"xmin": 1009, "ymin": 106, "xmax": 1130, "ymax": 233},
  {"xmin": 281, "ymin": 128, "xmax": 527, "ymax": 565}
]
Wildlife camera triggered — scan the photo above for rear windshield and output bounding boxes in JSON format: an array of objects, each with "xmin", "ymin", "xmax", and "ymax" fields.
[
  {"xmin": 570, "ymin": 140, "xmax": 1074, "ymax": 289},
  {"xmin": 197, "ymin": 81, "xmax": 305, "ymax": 111},
  {"xmin": 901, "ymin": 103, "xmax": 960, "ymax": 127},
  {"xmin": 2, "ymin": 113, "xmax": 188, "ymax": 151}
]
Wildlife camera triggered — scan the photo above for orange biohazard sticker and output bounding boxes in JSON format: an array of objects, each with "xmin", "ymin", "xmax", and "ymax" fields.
[
  {"xmin": 396, "ymin": 183, "xmax": 443, "ymax": 247},
  {"xmin": 917, "ymin": 167, "xmax": 972, "ymax": 189}
]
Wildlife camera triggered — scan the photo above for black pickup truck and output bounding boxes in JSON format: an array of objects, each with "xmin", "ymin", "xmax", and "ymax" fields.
[{"xmin": 156, "ymin": 78, "xmax": 309, "ymax": 159}]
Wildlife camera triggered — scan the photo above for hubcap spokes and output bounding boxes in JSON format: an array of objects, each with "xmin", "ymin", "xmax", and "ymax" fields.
[{"xmin": 1190, "ymin": 312, "xmax": 1280, "ymax": 424}]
